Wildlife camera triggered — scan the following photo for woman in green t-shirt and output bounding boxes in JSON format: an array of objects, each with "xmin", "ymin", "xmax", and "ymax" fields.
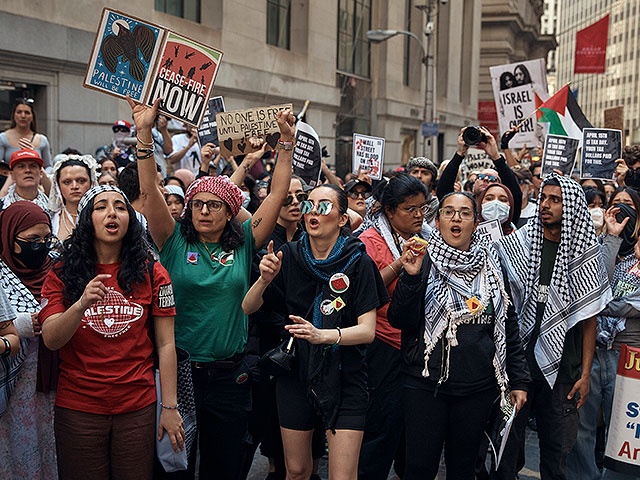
[{"xmin": 127, "ymin": 96, "xmax": 295, "ymax": 480}]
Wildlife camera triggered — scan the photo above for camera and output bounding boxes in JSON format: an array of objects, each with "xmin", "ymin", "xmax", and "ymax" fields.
[{"xmin": 463, "ymin": 126, "xmax": 487, "ymax": 146}]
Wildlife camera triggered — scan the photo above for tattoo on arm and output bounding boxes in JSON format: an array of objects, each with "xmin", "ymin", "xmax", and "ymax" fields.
[
  {"xmin": 0, "ymin": 321, "xmax": 12, "ymax": 331},
  {"xmin": 243, "ymin": 163, "xmax": 252, "ymax": 173},
  {"xmin": 252, "ymin": 217, "xmax": 263, "ymax": 229}
]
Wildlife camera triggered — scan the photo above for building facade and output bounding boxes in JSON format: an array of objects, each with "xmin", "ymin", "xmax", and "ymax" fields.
[
  {"xmin": 555, "ymin": 0, "xmax": 639, "ymax": 143},
  {"xmin": 0, "ymin": 0, "xmax": 482, "ymax": 173}
]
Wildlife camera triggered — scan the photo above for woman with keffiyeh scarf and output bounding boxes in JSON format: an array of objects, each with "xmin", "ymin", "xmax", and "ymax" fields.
[
  {"xmin": 243, "ymin": 184, "xmax": 389, "ymax": 480},
  {"xmin": 387, "ymin": 191, "xmax": 530, "ymax": 480}
]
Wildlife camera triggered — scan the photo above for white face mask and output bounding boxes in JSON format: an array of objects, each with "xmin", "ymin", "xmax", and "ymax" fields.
[
  {"xmin": 590, "ymin": 207, "xmax": 604, "ymax": 229},
  {"xmin": 113, "ymin": 131, "xmax": 128, "ymax": 148},
  {"xmin": 482, "ymin": 199, "xmax": 511, "ymax": 224},
  {"xmin": 242, "ymin": 192, "xmax": 251, "ymax": 209}
]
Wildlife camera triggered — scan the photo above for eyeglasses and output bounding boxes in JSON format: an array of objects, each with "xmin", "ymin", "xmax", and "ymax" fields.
[
  {"xmin": 438, "ymin": 207, "xmax": 475, "ymax": 220},
  {"xmin": 347, "ymin": 190, "xmax": 372, "ymax": 200},
  {"xmin": 477, "ymin": 174, "xmax": 499, "ymax": 182},
  {"xmin": 15, "ymin": 234, "xmax": 58, "ymax": 250},
  {"xmin": 400, "ymin": 204, "xmax": 429, "ymax": 216},
  {"xmin": 189, "ymin": 199, "xmax": 225, "ymax": 213},
  {"xmin": 283, "ymin": 192, "xmax": 308, "ymax": 206},
  {"xmin": 113, "ymin": 127, "xmax": 130, "ymax": 133},
  {"xmin": 300, "ymin": 200, "xmax": 334, "ymax": 215}
]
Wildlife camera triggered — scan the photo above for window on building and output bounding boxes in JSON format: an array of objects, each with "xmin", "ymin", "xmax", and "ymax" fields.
[
  {"xmin": 155, "ymin": 0, "xmax": 200, "ymax": 22},
  {"xmin": 337, "ymin": 0, "xmax": 371, "ymax": 77},
  {"xmin": 267, "ymin": 0, "xmax": 291, "ymax": 49}
]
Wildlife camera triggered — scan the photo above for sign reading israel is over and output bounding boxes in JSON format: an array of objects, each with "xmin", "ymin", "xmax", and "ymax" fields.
[{"xmin": 84, "ymin": 8, "xmax": 223, "ymax": 128}]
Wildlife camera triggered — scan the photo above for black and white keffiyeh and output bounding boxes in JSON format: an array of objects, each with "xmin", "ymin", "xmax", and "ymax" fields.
[
  {"xmin": 423, "ymin": 231, "xmax": 510, "ymax": 394},
  {"xmin": 370, "ymin": 211, "xmax": 432, "ymax": 260},
  {"xmin": 494, "ymin": 173, "xmax": 612, "ymax": 388},
  {"xmin": 0, "ymin": 260, "xmax": 37, "ymax": 415},
  {"xmin": 1, "ymin": 185, "xmax": 50, "ymax": 216},
  {"xmin": 78, "ymin": 184, "xmax": 130, "ymax": 214}
]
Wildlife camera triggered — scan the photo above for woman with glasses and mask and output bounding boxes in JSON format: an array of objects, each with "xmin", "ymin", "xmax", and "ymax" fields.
[
  {"xmin": 0, "ymin": 98, "xmax": 52, "ymax": 169},
  {"xmin": 357, "ymin": 174, "xmax": 431, "ymax": 479},
  {"xmin": 128, "ymin": 96, "xmax": 295, "ymax": 479},
  {"xmin": 243, "ymin": 183, "xmax": 389, "ymax": 480},
  {"xmin": 387, "ymin": 191, "xmax": 530, "ymax": 479},
  {"xmin": 0, "ymin": 201, "xmax": 58, "ymax": 479}
]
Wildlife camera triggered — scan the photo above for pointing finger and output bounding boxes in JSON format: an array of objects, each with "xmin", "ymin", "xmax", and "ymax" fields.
[{"xmin": 267, "ymin": 240, "xmax": 274, "ymax": 255}]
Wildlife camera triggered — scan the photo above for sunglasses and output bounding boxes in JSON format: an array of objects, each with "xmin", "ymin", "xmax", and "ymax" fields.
[
  {"xmin": 477, "ymin": 173, "xmax": 499, "ymax": 182},
  {"xmin": 347, "ymin": 190, "xmax": 372, "ymax": 200},
  {"xmin": 283, "ymin": 192, "xmax": 308, "ymax": 206},
  {"xmin": 113, "ymin": 127, "xmax": 130, "ymax": 133},
  {"xmin": 300, "ymin": 200, "xmax": 334, "ymax": 215}
]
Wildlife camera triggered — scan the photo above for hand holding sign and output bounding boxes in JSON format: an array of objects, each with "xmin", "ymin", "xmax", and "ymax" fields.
[
  {"xmin": 277, "ymin": 109, "xmax": 296, "ymax": 142},
  {"xmin": 615, "ymin": 158, "xmax": 628, "ymax": 186},
  {"xmin": 126, "ymin": 95, "xmax": 161, "ymax": 132}
]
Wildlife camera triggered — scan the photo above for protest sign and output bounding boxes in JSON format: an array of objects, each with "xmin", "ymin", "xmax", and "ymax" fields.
[
  {"xmin": 147, "ymin": 32, "xmax": 222, "ymax": 127},
  {"xmin": 216, "ymin": 103, "xmax": 293, "ymax": 157},
  {"xmin": 603, "ymin": 344, "xmax": 640, "ymax": 476},
  {"xmin": 476, "ymin": 219, "xmax": 504, "ymax": 242},
  {"xmin": 198, "ymin": 96, "xmax": 225, "ymax": 147},
  {"xmin": 581, "ymin": 128, "xmax": 622, "ymax": 180},
  {"xmin": 352, "ymin": 133, "xmax": 385, "ymax": 180},
  {"xmin": 84, "ymin": 9, "xmax": 165, "ymax": 102},
  {"xmin": 84, "ymin": 8, "xmax": 223, "ymax": 127},
  {"xmin": 461, "ymin": 148, "xmax": 494, "ymax": 179},
  {"xmin": 541, "ymin": 134, "xmax": 579, "ymax": 178},
  {"xmin": 292, "ymin": 122, "xmax": 322, "ymax": 187},
  {"xmin": 490, "ymin": 59, "xmax": 549, "ymax": 149},
  {"xmin": 604, "ymin": 106, "xmax": 624, "ymax": 131}
]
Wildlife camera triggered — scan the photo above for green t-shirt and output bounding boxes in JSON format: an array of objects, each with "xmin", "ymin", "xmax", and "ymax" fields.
[
  {"xmin": 528, "ymin": 238, "xmax": 583, "ymax": 383},
  {"xmin": 159, "ymin": 220, "xmax": 256, "ymax": 362}
]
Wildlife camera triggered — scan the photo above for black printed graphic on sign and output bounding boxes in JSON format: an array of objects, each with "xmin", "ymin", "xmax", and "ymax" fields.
[
  {"xmin": 198, "ymin": 96, "xmax": 225, "ymax": 147},
  {"xmin": 292, "ymin": 121, "xmax": 322, "ymax": 187},
  {"xmin": 541, "ymin": 134, "xmax": 580, "ymax": 178},
  {"xmin": 581, "ymin": 128, "xmax": 622, "ymax": 180}
]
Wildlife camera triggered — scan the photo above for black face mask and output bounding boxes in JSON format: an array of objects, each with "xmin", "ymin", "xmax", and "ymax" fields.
[
  {"xmin": 615, "ymin": 203, "xmax": 637, "ymax": 257},
  {"xmin": 626, "ymin": 169, "xmax": 640, "ymax": 189},
  {"xmin": 14, "ymin": 239, "xmax": 50, "ymax": 270}
]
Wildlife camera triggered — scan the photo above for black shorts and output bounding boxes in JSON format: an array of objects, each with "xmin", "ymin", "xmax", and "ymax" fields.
[{"xmin": 276, "ymin": 373, "xmax": 366, "ymax": 431}]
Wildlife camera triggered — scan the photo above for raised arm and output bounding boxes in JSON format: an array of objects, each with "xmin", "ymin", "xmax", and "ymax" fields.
[
  {"xmin": 127, "ymin": 96, "xmax": 175, "ymax": 250},
  {"xmin": 250, "ymin": 110, "xmax": 296, "ymax": 247},
  {"xmin": 229, "ymin": 139, "xmax": 267, "ymax": 187}
]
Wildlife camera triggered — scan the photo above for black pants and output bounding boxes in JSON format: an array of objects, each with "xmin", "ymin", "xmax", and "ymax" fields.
[
  {"xmin": 358, "ymin": 338, "xmax": 405, "ymax": 480},
  {"xmin": 493, "ymin": 380, "xmax": 578, "ymax": 480},
  {"xmin": 403, "ymin": 386, "xmax": 497, "ymax": 480}
]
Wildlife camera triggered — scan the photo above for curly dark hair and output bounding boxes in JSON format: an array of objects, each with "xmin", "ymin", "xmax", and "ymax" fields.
[
  {"xmin": 180, "ymin": 204, "xmax": 245, "ymax": 251},
  {"xmin": 623, "ymin": 145, "xmax": 640, "ymax": 167},
  {"xmin": 55, "ymin": 196, "xmax": 152, "ymax": 303}
]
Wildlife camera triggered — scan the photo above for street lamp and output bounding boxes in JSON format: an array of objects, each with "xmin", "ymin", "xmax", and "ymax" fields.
[{"xmin": 367, "ymin": 21, "xmax": 434, "ymax": 158}]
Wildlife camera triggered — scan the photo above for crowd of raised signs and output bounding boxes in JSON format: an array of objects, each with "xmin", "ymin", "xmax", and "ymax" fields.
[{"xmin": 1, "ymin": 95, "xmax": 640, "ymax": 480}]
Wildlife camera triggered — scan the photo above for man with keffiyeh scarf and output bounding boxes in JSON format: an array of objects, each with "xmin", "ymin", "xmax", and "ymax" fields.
[{"xmin": 494, "ymin": 173, "xmax": 612, "ymax": 480}]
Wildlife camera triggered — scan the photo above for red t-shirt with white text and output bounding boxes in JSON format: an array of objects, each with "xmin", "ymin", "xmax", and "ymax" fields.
[{"xmin": 41, "ymin": 261, "xmax": 176, "ymax": 415}]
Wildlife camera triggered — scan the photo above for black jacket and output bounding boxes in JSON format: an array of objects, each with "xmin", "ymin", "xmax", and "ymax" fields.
[{"xmin": 387, "ymin": 255, "xmax": 530, "ymax": 393}]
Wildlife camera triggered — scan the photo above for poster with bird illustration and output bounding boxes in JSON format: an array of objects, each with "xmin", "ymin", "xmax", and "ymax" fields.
[
  {"xmin": 84, "ymin": 9, "xmax": 223, "ymax": 128},
  {"xmin": 84, "ymin": 9, "xmax": 165, "ymax": 102}
]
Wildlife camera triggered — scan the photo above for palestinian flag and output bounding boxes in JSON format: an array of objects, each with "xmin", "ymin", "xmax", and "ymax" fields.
[{"xmin": 537, "ymin": 84, "xmax": 592, "ymax": 139}]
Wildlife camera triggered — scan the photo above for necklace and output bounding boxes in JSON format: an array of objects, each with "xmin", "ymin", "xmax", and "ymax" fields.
[{"xmin": 202, "ymin": 242, "xmax": 222, "ymax": 263}]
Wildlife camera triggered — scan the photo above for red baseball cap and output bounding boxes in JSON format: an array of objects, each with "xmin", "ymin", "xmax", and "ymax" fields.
[
  {"xmin": 9, "ymin": 149, "xmax": 43, "ymax": 169},
  {"xmin": 112, "ymin": 120, "xmax": 132, "ymax": 131}
]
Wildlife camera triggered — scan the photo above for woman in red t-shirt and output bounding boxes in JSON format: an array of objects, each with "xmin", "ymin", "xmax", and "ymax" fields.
[{"xmin": 40, "ymin": 185, "xmax": 183, "ymax": 480}]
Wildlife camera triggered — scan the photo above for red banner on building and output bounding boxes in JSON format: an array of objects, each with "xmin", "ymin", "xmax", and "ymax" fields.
[
  {"xmin": 574, "ymin": 15, "xmax": 609, "ymax": 74},
  {"xmin": 478, "ymin": 101, "xmax": 499, "ymax": 140}
]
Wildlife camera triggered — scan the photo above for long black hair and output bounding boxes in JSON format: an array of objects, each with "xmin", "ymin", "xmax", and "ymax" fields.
[
  {"xmin": 55, "ymin": 196, "xmax": 151, "ymax": 303},
  {"xmin": 180, "ymin": 204, "xmax": 244, "ymax": 251}
]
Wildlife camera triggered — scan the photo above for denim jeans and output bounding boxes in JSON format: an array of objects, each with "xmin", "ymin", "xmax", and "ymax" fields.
[{"xmin": 567, "ymin": 347, "xmax": 618, "ymax": 480}]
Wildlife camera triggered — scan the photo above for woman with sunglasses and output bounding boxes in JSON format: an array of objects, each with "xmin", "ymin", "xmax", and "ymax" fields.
[
  {"xmin": 128, "ymin": 96, "xmax": 294, "ymax": 479},
  {"xmin": 0, "ymin": 201, "xmax": 58, "ymax": 479},
  {"xmin": 0, "ymin": 98, "xmax": 52, "ymax": 169},
  {"xmin": 357, "ymin": 174, "xmax": 430, "ymax": 479},
  {"xmin": 243, "ymin": 184, "xmax": 389, "ymax": 480},
  {"xmin": 387, "ymin": 191, "xmax": 529, "ymax": 479}
]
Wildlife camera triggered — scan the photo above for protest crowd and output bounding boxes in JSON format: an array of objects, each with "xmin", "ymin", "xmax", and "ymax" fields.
[{"xmin": 1, "ymin": 68, "xmax": 639, "ymax": 480}]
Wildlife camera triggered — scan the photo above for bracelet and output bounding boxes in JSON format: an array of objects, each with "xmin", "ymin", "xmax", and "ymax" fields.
[
  {"xmin": 136, "ymin": 152, "xmax": 155, "ymax": 160},
  {"xmin": 136, "ymin": 136, "xmax": 154, "ymax": 148},
  {"xmin": 387, "ymin": 263, "xmax": 398, "ymax": 276},
  {"xmin": 160, "ymin": 402, "xmax": 180, "ymax": 410},
  {"xmin": 136, "ymin": 147, "xmax": 154, "ymax": 154},
  {"xmin": 335, "ymin": 326, "xmax": 342, "ymax": 345},
  {"xmin": 0, "ymin": 336, "xmax": 10, "ymax": 357},
  {"xmin": 278, "ymin": 140, "xmax": 295, "ymax": 151}
]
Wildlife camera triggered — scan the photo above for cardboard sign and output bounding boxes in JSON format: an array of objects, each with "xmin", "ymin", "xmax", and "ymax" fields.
[
  {"xmin": 604, "ymin": 344, "xmax": 640, "ymax": 476},
  {"xmin": 84, "ymin": 9, "xmax": 223, "ymax": 128},
  {"xmin": 490, "ymin": 59, "xmax": 549, "ymax": 149},
  {"xmin": 581, "ymin": 128, "xmax": 622, "ymax": 180},
  {"xmin": 476, "ymin": 219, "xmax": 504, "ymax": 242},
  {"xmin": 352, "ymin": 133, "xmax": 385, "ymax": 180},
  {"xmin": 198, "ymin": 96, "xmax": 225, "ymax": 147},
  {"xmin": 604, "ymin": 106, "xmax": 624, "ymax": 131},
  {"xmin": 292, "ymin": 121, "xmax": 322, "ymax": 187},
  {"xmin": 216, "ymin": 103, "xmax": 293, "ymax": 157},
  {"xmin": 541, "ymin": 134, "xmax": 579, "ymax": 178},
  {"xmin": 461, "ymin": 148, "xmax": 494, "ymax": 179},
  {"xmin": 146, "ymin": 31, "xmax": 222, "ymax": 127}
]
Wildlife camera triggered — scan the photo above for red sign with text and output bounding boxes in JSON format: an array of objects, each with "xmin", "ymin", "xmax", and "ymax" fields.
[{"xmin": 575, "ymin": 15, "xmax": 609, "ymax": 74}]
